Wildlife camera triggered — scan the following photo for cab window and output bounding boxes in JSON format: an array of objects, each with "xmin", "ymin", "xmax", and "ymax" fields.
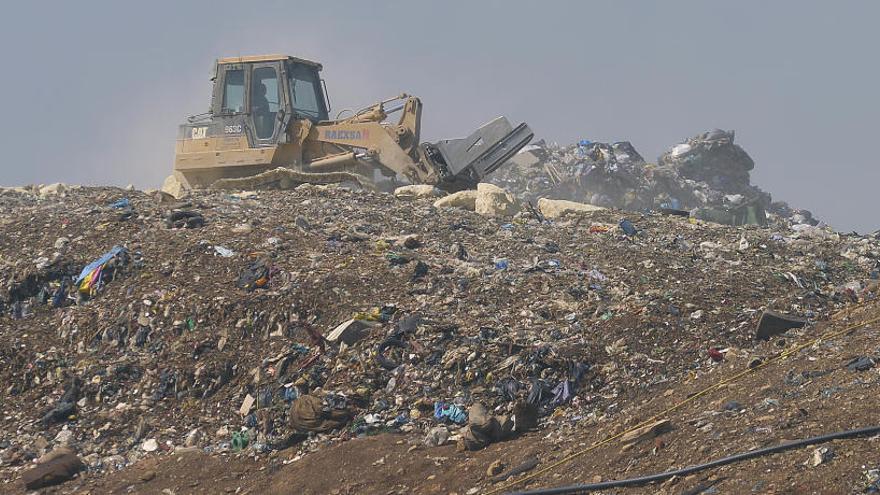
[
  {"xmin": 221, "ymin": 69, "xmax": 245, "ymax": 113},
  {"xmin": 251, "ymin": 67, "xmax": 280, "ymax": 139},
  {"xmin": 288, "ymin": 63, "xmax": 326, "ymax": 120}
]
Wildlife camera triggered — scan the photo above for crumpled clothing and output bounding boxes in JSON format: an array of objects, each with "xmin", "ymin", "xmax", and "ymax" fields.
[
  {"xmin": 434, "ymin": 402, "xmax": 467, "ymax": 424},
  {"xmin": 551, "ymin": 380, "xmax": 571, "ymax": 406}
]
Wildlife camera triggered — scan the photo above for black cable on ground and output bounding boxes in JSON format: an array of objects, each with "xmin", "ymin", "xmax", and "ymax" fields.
[{"xmin": 508, "ymin": 425, "xmax": 880, "ymax": 495}]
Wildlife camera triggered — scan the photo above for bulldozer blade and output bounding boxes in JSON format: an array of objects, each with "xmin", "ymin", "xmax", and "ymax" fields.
[
  {"xmin": 428, "ymin": 117, "xmax": 533, "ymax": 186},
  {"xmin": 211, "ymin": 167, "xmax": 371, "ymax": 190}
]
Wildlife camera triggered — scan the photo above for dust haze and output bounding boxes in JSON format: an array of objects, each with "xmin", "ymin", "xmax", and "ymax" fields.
[{"xmin": 0, "ymin": 1, "xmax": 878, "ymax": 231}]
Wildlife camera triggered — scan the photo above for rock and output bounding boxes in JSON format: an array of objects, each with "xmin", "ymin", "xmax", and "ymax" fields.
[
  {"xmin": 161, "ymin": 174, "xmax": 188, "ymax": 199},
  {"xmin": 140, "ymin": 470, "xmax": 157, "ymax": 482},
  {"xmin": 394, "ymin": 184, "xmax": 445, "ymax": 199},
  {"xmin": 141, "ymin": 438, "xmax": 159, "ymax": 452},
  {"xmin": 474, "ymin": 183, "xmax": 518, "ymax": 217},
  {"xmin": 755, "ymin": 310, "xmax": 807, "ymax": 341},
  {"xmin": 811, "ymin": 447, "xmax": 834, "ymax": 466},
  {"xmin": 537, "ymin": 198, "xmax": 605, "ymax": 219},
  {"xmin": 39, "ymin": 183, "xmax": 67, "ymax": 197},
  {"xmin": 21, "ymin": 453, "xmax": 84, "ymax": 489},
  {"xmin": 37, "ymin": 446, "xmax": 75, "ymax": 465},
  {"xmin": 184, "ymin": 428, "xmax": 202, "ymax": 447},
  {"xmin": 424, "ymin": 426, "xmax": 450, "ymax": 447},
  {"xmin": 53, "ymin": 428, "xmax": 74, "ymax": 446},
  {"xmin": 486, "ymin": 460, "xmax": 505, "ymax": 477},
  {"xmin": 433, "ymin": 190, "xmax": 478, "ymax": 211},
  {"xmin": 54, "ymin": 237, "xmax": 70, "ymax": 249},
  {"xmin": 0, "ymin": 186, "xmax": 30, "ymax": 195},
  {"xmin": 431, "ymin": 183, "xmax": 518, "ymax": 217}
]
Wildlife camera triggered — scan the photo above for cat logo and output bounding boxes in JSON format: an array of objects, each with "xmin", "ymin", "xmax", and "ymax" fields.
[{"xmin": 191, "ymin": 127, "xmax": 208, "ymax": 139}]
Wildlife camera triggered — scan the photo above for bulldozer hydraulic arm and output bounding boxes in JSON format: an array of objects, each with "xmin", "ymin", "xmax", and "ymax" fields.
[{"xmin": 308, "ymin": 95, "xmax": 532, "ymax": 190}]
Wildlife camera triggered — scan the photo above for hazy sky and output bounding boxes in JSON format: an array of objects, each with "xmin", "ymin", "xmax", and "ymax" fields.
[{"xmin": 1, "ymin": 1, "xmax": 877, "ymax": 231}]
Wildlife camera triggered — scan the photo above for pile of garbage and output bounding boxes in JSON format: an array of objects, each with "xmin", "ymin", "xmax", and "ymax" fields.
[
  {"xmin": 491, "ymin": 129, "xmax": 820, "ymax": 227},
  {"xmin": 0, "ymin": 183, "xmax": 877, "ymax": 487}
]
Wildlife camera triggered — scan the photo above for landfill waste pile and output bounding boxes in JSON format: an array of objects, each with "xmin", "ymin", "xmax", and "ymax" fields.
[
  {"xmin": 0, "ymin": 182, "xmax": 878, "ymax": 492},
  {"xmin": 491, "ymin": 129, "xmax": 821, "ymax": 228}
]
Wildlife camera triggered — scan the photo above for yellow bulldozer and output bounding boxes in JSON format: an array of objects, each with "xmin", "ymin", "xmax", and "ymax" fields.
[{"xmin": 164, "ymin": 54, "xmax": 532, "ymax": 195}]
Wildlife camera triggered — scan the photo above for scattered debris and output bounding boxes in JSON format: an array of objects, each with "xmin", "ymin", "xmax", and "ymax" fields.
[{"xmin": 0, "ymin": 183, "xmax": 877, "ymax": 491}]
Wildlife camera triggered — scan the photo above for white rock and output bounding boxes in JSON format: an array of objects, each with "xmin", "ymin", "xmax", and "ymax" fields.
[
  {"xmin": 231, "ymin": 223, "xmax": 253, "ymax": 234},
  {"xmin": 424, "ymin": 426, "xmax": 450, "ymax": 447},
  {"xmin": 394, "ymin": 184, "xmax": 445, "ymax": 200},
  {"xmin": 475, "ymin": 183, "xmax": 518, "ymax": 217},
  {"xmin": 811, "ymin": 447, "xmax": 834, "ymax": 466},
  {"xmin": 537, "ymin": 198, "xmax": 605, "ymax": 219},
  {"xmin": 184, "ymin": 428, "xmax": 202, "ymax": 447},
  {"xmin": 39, "ymin": 183, "xmax": 67, "ymax": 197},
  {"xmin": 54, "ymin": 428, "xmax": 74, "ymax": 445},
  {"xmin": 141, "ymin": 438, "xmax": 159, "ymax": 452},
  {"xmin": 433, "ymin": 190, "xmax": 478, "ymax": 211},
  {"xmin": 160, "ymin": 174, "xmax": 188, "ymax": 199}
]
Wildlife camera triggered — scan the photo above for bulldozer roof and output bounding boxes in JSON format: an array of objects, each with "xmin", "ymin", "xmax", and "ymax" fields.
[{"xmin": 216, "ymin": 54, "xmax": 322, "ymax": 69}]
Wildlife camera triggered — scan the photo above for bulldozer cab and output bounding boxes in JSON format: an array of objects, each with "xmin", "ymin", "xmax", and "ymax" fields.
[{"xmin": 206, "ymin": 55, "xmax": 329, "ymax": 146}]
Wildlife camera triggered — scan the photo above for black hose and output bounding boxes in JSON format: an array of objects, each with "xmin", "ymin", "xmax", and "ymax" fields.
[{"xmin": 508, "ymin": 424, "xmax": 880, "ymax": 495}]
